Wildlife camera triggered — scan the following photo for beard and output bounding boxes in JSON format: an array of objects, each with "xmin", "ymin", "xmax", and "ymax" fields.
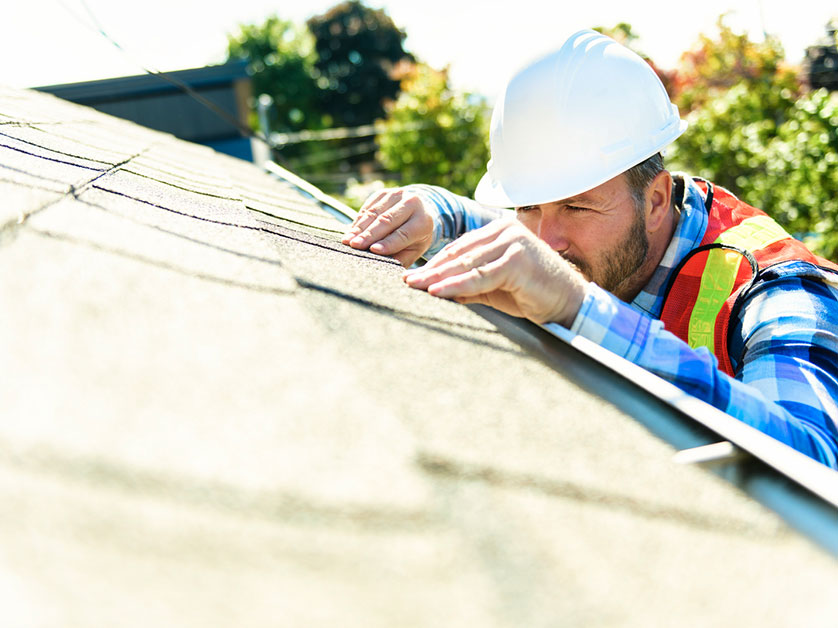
[{"xmin": 563, "ymin": 205, "xmax": 649, "ymax": 300}]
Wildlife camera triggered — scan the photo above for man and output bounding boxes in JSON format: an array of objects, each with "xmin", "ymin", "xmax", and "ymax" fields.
[{"xmin": 342, "ymin": 30, "xmax": 838, "ymax": 468}]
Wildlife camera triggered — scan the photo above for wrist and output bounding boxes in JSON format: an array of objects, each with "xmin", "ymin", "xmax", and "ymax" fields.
[{"xmin": 552, "ymin": 273, "xmax": 587, "ymax": 327}]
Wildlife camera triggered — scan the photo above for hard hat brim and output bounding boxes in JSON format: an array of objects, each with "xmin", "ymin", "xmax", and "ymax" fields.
[
  {"xmin": 473, "ymin": 28, "xmax": 689, "ymax": 209},
  {"xmin": 474, "ymin": 118, "xmax": 688, "ymax": 209}
]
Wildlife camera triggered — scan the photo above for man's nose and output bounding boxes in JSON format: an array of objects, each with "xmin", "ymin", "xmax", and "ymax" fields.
[{"xmin": 536, "ymin": 213, "xmax": 570, "ymax": 253}]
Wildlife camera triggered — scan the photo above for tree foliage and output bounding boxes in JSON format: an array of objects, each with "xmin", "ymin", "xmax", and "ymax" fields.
[
  {"xmin": 667, "ymin": 17, "xmax": 838, "ymax": 261},
  {"xmin": 226, "ymin": 2, "xmax": 414, "ymax": 191},
  {"xmin": 672, "ymin": 85, "xmax": 838, "ymax": 261},
  {"xmin": 376, "ymin": 63, "xmax": 490, "ymax": 197},
  {"xmin": 673, "ymin": 16, "xmax": 800, "ymax": 113},
  {"xmin": 306, "ymin": 1, "xmax": 413, "ymax": 128},
  {"xmin": 745, "ymin": 90, "xmax": 838, "ymax": 259},
  {"xmin": 668, "ymin": 79, "xmax": 798, "ymax": 191},
  {"xmin": 227, "ymin": 16, "xmax": 321, "ymax": 133}
]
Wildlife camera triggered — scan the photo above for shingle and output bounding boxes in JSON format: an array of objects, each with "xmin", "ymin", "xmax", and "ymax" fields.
[
  {"xmin": 0, "ymin": 462, "xmax": 500, "ymax": 628},
  {"xmin": 437, "ymin": 480, "xmax": 838, "ymax": 627},
  {"xmin": 0, "ymin": 179, "xmax": 65, "ymax": 225},
  {"xmin": 90, "ymin": 169, "xmax": 259, "ymax": 227},
  {"xmin": 296, "ymin": 282, "xmax": 784, "ymax": 534},
  {"xmin": 0, "ymin": 229, "xmax": 427, "ymax": 512},
  {"xmin": 0, "ymin": 141, "xmax": 105, "ymax": 190},
  {"xmin": 25, "ymin": 197, "xmax": 297, "ymax": 294},
  {"xmin": 0, "ymin": 86, "xmax": 99, "ymax": 125},
  {"xmin": 28, "ymin": 117, "xmax": 158, "ymax": 159},
  {"xmin": 0, "ymin": 122, "xmax": 140, "ymax": 165}
]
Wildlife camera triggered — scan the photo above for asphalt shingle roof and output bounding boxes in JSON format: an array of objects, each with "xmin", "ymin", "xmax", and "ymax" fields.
[{"xmin": 2, "ymin": 84, "xmax": 837, "ymax": 627}]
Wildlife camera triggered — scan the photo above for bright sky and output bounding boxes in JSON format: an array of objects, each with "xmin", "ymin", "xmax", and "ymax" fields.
[{"xmin": 6, "ymin": 0, "xmax": 836, "ymax": 101}]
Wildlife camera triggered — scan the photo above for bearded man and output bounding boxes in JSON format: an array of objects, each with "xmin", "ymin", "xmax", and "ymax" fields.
[{"xmin": 343, "ymin": 30, "xmax": 838, "ymax": 468}]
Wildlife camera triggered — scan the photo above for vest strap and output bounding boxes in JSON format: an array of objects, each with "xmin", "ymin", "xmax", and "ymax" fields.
[
  {"xmin": 687, "ymin": 245, "xmax": 756, "ymax": 352},
  {"xmin": 687, "ymin": 215, "xmax": 788, "ymax": 352}
]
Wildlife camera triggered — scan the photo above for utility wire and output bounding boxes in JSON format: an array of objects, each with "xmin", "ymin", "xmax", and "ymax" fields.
[
  {"xmin": 54, "ymin": 2, "xmax": 459, "ymax": 170},
  {"xmin": 285, "ymin": 141, "xmax": 378, "ymax": 168},
  {"xmin": 57, "ymin": 0, "xmax": 285, "ymax": 159},
  {"xmin": 271, "ymin": 120, "xmax": 432, "ymax": 145}
]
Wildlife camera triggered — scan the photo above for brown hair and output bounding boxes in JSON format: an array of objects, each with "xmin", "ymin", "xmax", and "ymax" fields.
[{"xmin": 624, "ymin": 152, "xmax": 664, "ymax": 211}]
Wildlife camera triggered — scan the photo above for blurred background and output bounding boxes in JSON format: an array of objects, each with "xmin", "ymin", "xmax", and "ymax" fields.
[{"xmin": 7, "ymin": 0, "xmax": 838, "ymax": 260}]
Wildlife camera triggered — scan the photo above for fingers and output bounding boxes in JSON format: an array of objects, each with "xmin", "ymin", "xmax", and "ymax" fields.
[
  {"xmin": 405, "ymin": 221, "xmax": 587, "ymax": 326},
  {"xmin": 390, "ymin": 244, "xmax": 428, "ymax": 268},
  {"xmin": 368, "ymin": 211, "xmax": 432, "ymax": 256},
  {"xmin": 347, "ymin": 204, "xmax": 412, "ymax": 251},
  {"xmin": 428, "ymin": 257, "xmax": 510, "ymax": 299},
  {"xmin": 342, "ymin": 188, "xmax": 435, "ymax": 266},
  {"xmin": 404, "ymin": 218, "xmax": 517, "ymax": 287},
  {"xmin": 417, "ymin": 218, "xmax": 514, "ymax": 270},
  {"xmin": 341, "ymin": 189, "xmax": 402, "ymax": 245},
  {"xmin": 406, "ymin": 241, "xmax": 518, "ymax": 298},
  {"xmin": 404, "ymin": 244, "xmax": 500, "ymax": 291}
]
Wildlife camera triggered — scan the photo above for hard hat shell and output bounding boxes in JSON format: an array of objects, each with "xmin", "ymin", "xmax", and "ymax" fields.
[{"xmin": 474, "ymin": 29, "xmax": 687, "ymax": 208}]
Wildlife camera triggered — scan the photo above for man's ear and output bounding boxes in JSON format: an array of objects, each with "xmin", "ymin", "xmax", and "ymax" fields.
[{"xmin": 645, "ymin": 170, "xmax": 672, "ymax": 234}]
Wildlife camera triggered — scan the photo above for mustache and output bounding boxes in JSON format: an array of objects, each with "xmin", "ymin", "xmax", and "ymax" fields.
[{"xmin": 559, "ymin": 253, "xmax": 590, "ymax": 278}]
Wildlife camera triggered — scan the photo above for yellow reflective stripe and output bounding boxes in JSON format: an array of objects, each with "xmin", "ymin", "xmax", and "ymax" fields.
[
  {"xmin": 687, "ymin": 215, "xmax": 790, "ymax": 353},
  {"xmin": 714, "ymin": 215, "xmax": 790, "ymax": 250},
  {"xmin": 688, "ymin": 248, "xmax": 743, "ymax": 352}
]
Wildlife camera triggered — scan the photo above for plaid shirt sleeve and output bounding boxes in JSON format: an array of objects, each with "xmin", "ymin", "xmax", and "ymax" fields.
[
  {"xmin": 401, "ymin": 184, "xmax": 509, "ymax": 255},
  {"xmin": 569, "ymin": 272, "xmax": 838, "ymax": 469}
]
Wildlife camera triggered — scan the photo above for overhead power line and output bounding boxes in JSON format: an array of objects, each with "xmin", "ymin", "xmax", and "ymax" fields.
[
  {"xmin": 52, "ymin": 1, "xmax": 465, "ymax": 176},
  {"xmin": 285, "ymin": 141, "xmax": 379, "ymax": 168},
  {"xmin": 55, "ymin": 0, "xmax": 284, "ymax": 160},
  {"xmin": 271, "ymin": 121, "xmax": 431, "ymax": 146}
]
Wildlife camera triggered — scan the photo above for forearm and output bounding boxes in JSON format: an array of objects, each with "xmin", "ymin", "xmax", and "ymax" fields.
[{"xmin": 569, "ymin": 284, "xmax": 838, "ymax": 468}]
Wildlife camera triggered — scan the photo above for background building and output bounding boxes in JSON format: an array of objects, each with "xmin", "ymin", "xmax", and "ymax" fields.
[{"xmin": 36, "ymin": 61, "xmax": 257, "ymax": 161}]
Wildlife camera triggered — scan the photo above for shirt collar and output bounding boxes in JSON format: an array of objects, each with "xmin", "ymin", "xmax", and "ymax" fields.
[{"xmin": 629, "ymin": 173, "xmax": 709, "ymax": 318}]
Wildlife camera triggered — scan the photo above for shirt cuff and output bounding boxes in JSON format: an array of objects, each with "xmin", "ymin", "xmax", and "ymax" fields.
[{"xmin": 569, "ymin": 283, "xmax": 653, "ymax": 362}]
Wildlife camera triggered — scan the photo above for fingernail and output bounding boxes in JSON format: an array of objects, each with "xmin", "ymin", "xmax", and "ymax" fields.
[
  {"xmin": 349, "ymin": 235, "xmax": 365, "ymax": 246},
  {"xmin": 369, "ymin": 243, "xmax": 384, "ymax": 253}
]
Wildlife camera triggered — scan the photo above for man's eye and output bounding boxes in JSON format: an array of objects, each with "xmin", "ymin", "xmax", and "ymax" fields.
[
  {"xmin": 516, "ymin": 206, "xmax": 539, "ymax": 214},
  {"xmin": 566, "ymin": 205, "xmax": 590, "ymax": 213}
]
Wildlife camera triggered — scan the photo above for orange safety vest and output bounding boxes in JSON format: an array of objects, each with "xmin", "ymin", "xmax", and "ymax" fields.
[{"xmin": 659, "ymin": 179, "xmax": 838, "ymax": 376}]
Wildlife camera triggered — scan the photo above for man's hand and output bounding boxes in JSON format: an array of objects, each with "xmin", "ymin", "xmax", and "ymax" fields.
[
  {"xmin": 403, "ymin": 218, "xmax": 587, "ymax": 327},
  {"xmin": 342, "ymin": 188, "xmax": 436, "ymax": 267}
]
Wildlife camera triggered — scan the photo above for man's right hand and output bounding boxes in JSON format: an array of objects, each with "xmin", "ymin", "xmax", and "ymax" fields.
[{"xmin": 342, "ymin": 188, "xmax": 436, "ymax": 267}]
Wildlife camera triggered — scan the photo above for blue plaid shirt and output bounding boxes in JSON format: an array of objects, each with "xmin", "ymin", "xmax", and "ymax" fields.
[{"xmin": 405, "ymin": 177, "xmax": 838, "ymax": 469}]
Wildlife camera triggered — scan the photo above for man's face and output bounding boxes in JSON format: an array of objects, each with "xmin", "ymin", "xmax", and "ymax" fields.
[{"xmin": 515, "ymin": 173, "xmax": 649, "ymax": 301}]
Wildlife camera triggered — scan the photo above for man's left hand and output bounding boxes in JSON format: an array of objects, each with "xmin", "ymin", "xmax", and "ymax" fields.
[{"xmin": 403, "ymin": 218, "xmax": 587, "ymax": 327}]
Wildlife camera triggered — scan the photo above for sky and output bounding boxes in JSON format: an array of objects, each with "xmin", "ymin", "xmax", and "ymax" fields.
[{"xmin": 6, "ymin": 0, "xmax": 837, "ymax": 102}]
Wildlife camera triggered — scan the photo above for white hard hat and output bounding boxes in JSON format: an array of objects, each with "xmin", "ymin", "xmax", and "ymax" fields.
[{"xmin": 474, "ymin": 29, "xmax": 687, "ymax": 208}]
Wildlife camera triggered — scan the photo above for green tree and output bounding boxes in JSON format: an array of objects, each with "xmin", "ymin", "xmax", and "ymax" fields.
[
  {"xmin": 668, "ymin": 78, "xmax": 798, "ymax": 194},
  {"xmin": 667, "ymin": 16, "xmax": 838, "ymax": 261},
  {"xmin": 747, "ymin": 90, "xmax": 838, "ymax": 260},
  {"xmin": 307, "ymin": 1, "xmax": 413, "ymax": 129},
  {"xmin": 376, "ymin": 63, "xmax": 490, "ymax": 196},
  {"xmin": 226, "ymin": 15, "xmax": 322, "ymax": 133},
  {"xmin": 673, "ymin": 15, "xmax": 800, "ymax": 113},
  {"xmin": 227, "ymin": 4, "xmax": 411, "ymax": 192}
]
